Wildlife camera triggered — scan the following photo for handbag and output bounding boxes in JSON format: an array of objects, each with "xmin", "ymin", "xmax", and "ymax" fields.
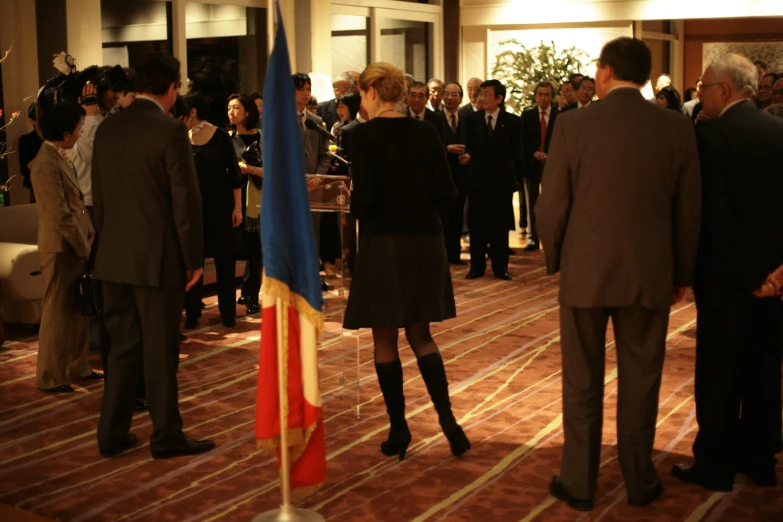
[
  {"xmin": 241, "ymin": 141, "xmax": 263, "ymax": 190},
  {"xmin": 79, "ymin": 271, "xmax": 98, "ymax": 317}
]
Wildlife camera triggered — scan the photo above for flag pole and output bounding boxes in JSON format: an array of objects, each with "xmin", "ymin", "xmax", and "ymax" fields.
[{"xmin": 253, "ymin": 298, "xmax": 325, "ymax": 522}]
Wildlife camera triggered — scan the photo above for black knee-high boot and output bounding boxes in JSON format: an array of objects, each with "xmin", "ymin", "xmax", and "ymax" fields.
[
  {"xmin": 417, "ymin": 353, "xmax": 471, "ymax": 457},
  {"xmin": 375, "ymin": 359, "xmax": 412, "ymax": 460}
]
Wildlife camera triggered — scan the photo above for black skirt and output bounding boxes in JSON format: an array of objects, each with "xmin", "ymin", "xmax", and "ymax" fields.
[{"xmin": 343, "ymin": 234, "xmax": 456, "ymax": 329}]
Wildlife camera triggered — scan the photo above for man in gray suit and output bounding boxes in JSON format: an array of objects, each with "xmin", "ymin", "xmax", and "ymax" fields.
[
  {"xmin": 93, "ymin": 52, "xmax": 214, "ymax": 459},
  {"xmin": 536, "ymin": 37, "xmax": 701, "ymax": 510}
]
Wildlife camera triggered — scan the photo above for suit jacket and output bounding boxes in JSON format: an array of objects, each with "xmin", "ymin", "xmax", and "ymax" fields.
[
  {"xmin": 338, "ymin": 118, "xmax": 360, "ymax": 165},
  {"xmin": 316, "ymin": 99, "xmax": 339, "ymax": 132},
  {"xmin": 458, "ymin": 103, "xmax": 477, "ymax": 120},
  {"xmin": 303, "ymin": 111, "xmax": 331, "ymax": 174},
  {"xmin": 436, "ymin": 110, "xmax": 465, "ymax": 189},
  {"xmin": 409, "ymin": 107, "xmax": 447, "ymax": 144},
  {"xmin": 536, "ymin": 87, "xmax": 702, "ymax": 310},
  {"xmin": 521, "ymin": 105, "xmax": 559, "ymax": 178},
  {"xmin": 30, "ymin": 143, "xmax": 94, "ymax": 258},
  {"xmin": 461, "ymin": 109, "xmax": 523, "ymax": 192},
  {"xmin": 91, "ymin": 98, "xmax": 203, "ymax": 289},
  {"xmin": 693, "ymin": 100, "xmax": 783, "ymax": 304}
]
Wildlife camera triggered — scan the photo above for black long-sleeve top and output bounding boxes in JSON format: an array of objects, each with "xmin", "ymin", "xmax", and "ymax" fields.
[{"xmin": 349, "ymin": 117, "xmax": 455, "ymax": 236}]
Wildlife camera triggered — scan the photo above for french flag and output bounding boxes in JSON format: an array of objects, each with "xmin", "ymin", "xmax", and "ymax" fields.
[{"xmin": 255, "ymin": 2, "xmax": 325, "ymax": 500}]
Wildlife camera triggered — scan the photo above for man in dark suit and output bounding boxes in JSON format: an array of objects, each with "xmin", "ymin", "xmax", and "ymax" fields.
[
  {"xmin": 561, "ymin": 77, "xmax": 596, "ymax": 111},
  {"xmin": 92, "ymin": 52, "xmax": 215, "ymax": 459},
  {"xmin": 521, "ymin": 81, "xmax": 558, "ymax": 251},
  {"xmin": 458, "ymin": 77, "xmax": 482, "ymax": 120},
  {"xmin": 407, "ymin": 81, "xmax": 447, "ymax": 143},
  {"xmin": 316, "ymin": 72, "xmax": 353, "ymax": 131},
  {"xmin": 460, "ymin": 79, "xmax": 522, "ymax": 280},
  {"xmin": 436, "ymin": 82, "xmax": 468, "ymax": 265},
  {"xmin": 671, "ymin": 53, "xmax": 783, "ymax": 492},
  {"xmin": 536, "ymin": 37, "xmax": 701, "ymax": 510}
]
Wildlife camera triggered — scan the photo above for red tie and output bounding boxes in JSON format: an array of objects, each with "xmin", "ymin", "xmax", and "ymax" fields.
[{"xmin": 539, "ymin": 110, "xmax": 547, "ymax": 152}]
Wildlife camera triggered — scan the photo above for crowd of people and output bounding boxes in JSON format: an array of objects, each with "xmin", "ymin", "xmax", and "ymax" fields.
[{"xmin": 20, "ymin": 34, "xmax": 783, "ymax": 509}]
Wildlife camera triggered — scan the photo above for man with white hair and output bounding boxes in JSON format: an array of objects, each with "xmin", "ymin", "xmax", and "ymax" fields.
[
  {"xmin": 672, "ymin": 53, "xmax": 783, "ymax": 492},
  {"xmin": 316, "ymin": 71, "xmax": 354, "ymax": 130},
  {"xmin": 654, "ymin": 73, "xmax": 671, "ymax": 94}
]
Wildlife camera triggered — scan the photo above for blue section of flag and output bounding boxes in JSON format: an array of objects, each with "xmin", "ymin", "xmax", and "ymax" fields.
[{"xmin": 261, "ymin": 2, "xmax": 323, "ymax": 312}]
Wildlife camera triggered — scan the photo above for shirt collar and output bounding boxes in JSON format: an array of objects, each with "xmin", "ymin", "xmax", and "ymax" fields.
[
  {"xmin": 485, "ymin": 107, "xmax": 500, "ymax": 119},
  {"xmin": 45, "ymin": 141, "xmax": 70, "ymax": 162},
  {"xmin": 444, "ymin": 107, "xmax": 459, "ymax": 118},
  {"xmin": 356, "ymin": 114, "xmax": 366, "ymax": 123},
  {"xmin": 578, "ymin": 100, "xmax": 592, "ymax": 108},
  {"xmin": 471, "ymin": 103, "xmax": 478, "ymax": 111},
  {"xmin": 538, "ymin": 106, "xmax": 551, "ymax": 116},
  {"xmin": 136, "ymin": 94, "xmax": 165, "ymax": 112},
  {"xmin": 409, "ymin": 107, "xmax": 425, "ymax": 118},
  {"xmin": 719, "ymin": 98, "xmax": 750, "ymax": 116}
]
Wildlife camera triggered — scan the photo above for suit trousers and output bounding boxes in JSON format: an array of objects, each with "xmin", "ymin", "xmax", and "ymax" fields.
[
  {"xmin": 518, "ymin": 181, "xmax": 528, "ymax": 230},
  {"xmin": 692, "ymin": 296, "xmax": 783, "ymax": 478},
  {"xmin": 97, "ymin": 282, "xmax": 185, "ymax": 452},
  {"xmin": 468, "ymin": 188, "xmax": 511, "ymax": 275},
  {"xmin": 525, "ymin": 168, "xmax": 542, "ymax": 244},
  {"xmin": 36, "ymin": 252, "xmax": 91, "ymax": 389},
  {"xmin": 186, "ymin": 254, "xmax": 237, "ymax": 323},
  {"xmin": 86, "ymin": 207, "xmax": 105, "ymax": 349},
  {"xmin": 559, "ymin": 305, "xmax": 669, "ymax": 500},
  {"xmin": 444, "ymin": 185, "xmax": 466, "ymax": 262}
]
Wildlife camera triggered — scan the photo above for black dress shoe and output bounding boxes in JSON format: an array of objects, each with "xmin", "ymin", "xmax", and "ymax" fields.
[
  {"xmin": 184, "ymin": 317, "xmax": 199, "ymax": 330},
  {"xmin": 449, "ymin": 259, "xmax": 467, "ymax": 266},
  {"xmin": 494, "ymin": 272, "xmax": 511, "ymax": 281},
  {"xmin": 78, "ymin": 371, "xmax": 104, "ymax": 381},
  {"xmin": 524, "ymin": 242, "xmax": 540, "ymax": 252},
  {"xmin": 245, "ymin": 303, "xmax": 260, "ymax": 314},
  {"xmin": 465, "ymin": 271, "xmax": 484, "ymax": 280},
  {"xmin": 237, "ymin": 296, "xmax": 248, "ymax": 305},
  {"xmin": 134, "ymin": 399, "xmax": 148, "ymax": 412},
  {"xmin": 200, "ymin": 301, "xmax": 206, "ymax": 309},
  {"xmin": 628, "ymin": 481, "xmax": 663, "ymax": 507},
  {"xmin": 43, "ymin": 385, "xmax": 75, "ymax": 393},
  {"xmin": 549, "ymin": 475, "xmax": 594, "ymax": 511},
  {"xmin": 100, "ymin": 434, "xmax": 139, "ymax": 458},
  {"xmin": 223, "ymin": 318, "xmax": 236, "ymax": 328},
  {"xmin": 151, "ymin": 437, "xmax": 216, "ymax": 459},
  {"xmin": 671, "ymin": 463, "xmax": 733, "ymax": 492}
]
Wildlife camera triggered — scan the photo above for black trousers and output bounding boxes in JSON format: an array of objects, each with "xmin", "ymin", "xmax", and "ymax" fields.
[
  {"xmin": 185, "ymin": 254, "xmax": 237, "ymax": 323},
  {"xmin": 240, "ymin": 228, "xmax": 262, "ymax": 305},
  {"xmin": 525, "ymin": 169, "xmax": 542, "ymax": 244},
  {"xmin": 468, "ymin": 188, "xmax": 511, "ymax": 275},
  {"xmin": 518, "ymin": 181, "xmax": 528, "ymax": 229},
  {"xmin": 97, "ymin": 282, "xmax": 185, "ymax": 452},
  {"xmin": 319, "ymin": 212, "xmax": 342, "ymax": 265},
  {"xmin": 444, "ymin": 186, "xmax": 466, "ymax": 262},
  {"xmin": 692, "ymin": 295, "xmax": 783, "ymax": 479}
]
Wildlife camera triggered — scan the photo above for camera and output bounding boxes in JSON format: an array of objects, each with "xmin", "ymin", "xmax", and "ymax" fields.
[{"xmin": 37, "ymin": 53, "xmax": 128, "ymax": 110}]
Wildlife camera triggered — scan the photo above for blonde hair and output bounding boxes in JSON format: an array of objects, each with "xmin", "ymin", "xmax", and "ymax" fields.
[{"xmin": 359, "ymin": 62, "xmax": 405, "ymax": 103}]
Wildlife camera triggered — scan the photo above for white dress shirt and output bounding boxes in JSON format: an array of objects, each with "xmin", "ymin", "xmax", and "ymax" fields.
[
  {"xmin": 485, "ymin": 107, "xmax": 500, "ymax": 130},
  {"xmin": 66, "ymin": 112, "xmax": 104, "ymax": 206},
  {"xmin": 409, "ymin": 107, "xmax": 426, "ymax": 120}
]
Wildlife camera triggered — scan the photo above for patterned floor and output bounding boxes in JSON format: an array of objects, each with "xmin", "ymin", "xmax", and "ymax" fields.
[{"xmin": 1, "ymin": 247, "xmax": 782, "ymax": 522}]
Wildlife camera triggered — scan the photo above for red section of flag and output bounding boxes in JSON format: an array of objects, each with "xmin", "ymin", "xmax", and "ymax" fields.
[{"xmin": 256, "ymin": 301, "xmax": 325, "ymax": 498}]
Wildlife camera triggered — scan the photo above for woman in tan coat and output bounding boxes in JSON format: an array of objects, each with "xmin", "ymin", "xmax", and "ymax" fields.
[{"xmin": 31, "ymin": 103, "xmax": 101, "ymax": 393}]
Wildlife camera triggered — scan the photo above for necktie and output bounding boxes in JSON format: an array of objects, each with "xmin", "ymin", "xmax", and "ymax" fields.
[
  {"xmin": 539, "ymin": 110, "xmax": 547, "ymax": 152},
  {"xmin": 415, "ymin": 115, "xmax": 421, "ymax": 120},
  {"xmin": 299, "ymin": 112, "xmax": 306, "ymax": 137},
  {"xmin": 486, "ymin": 115, "xmax": 493, "ymax": 138},
  {"xmin": 450, "ymin": 114, "xmax": 457, "ymax": 134}
]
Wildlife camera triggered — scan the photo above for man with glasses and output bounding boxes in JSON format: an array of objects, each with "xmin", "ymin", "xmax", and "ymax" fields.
[
  {"xmin": 427, "ymin": 78, "xmax": 445, "ymax": 112},
  {"xmin": 773, "ymin": 77, "xmax": 783, "ymax": 105},
  {"xmin": 317, "ymin": 72, "xmax": 354, "ymax": 131},
  {"xmin": 562, "ymin": 77, "xmax": 596, "ymax": 111},
  {"xmin": 672, "ymin": 53, "xmax": 783, "ymax": 494},
  {"xmin": 755, "ymin": 73, "xmax": 779, "ymax": 110}
]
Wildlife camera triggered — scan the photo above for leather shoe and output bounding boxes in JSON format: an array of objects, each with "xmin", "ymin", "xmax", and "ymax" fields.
[
  {"xmin": 524, "ymin": 242, "xmax": 540, "ymax": 252},
  {"xmin": 494, "ymin": 272, "xmax": 511, "ymax": 281},
  {"xmin": 671, "ymin": 463, "xmax": 733, "ymax": 492},
  {"xmin": 100, "ymin": 433, "xmax": 139, "ymax": 458},
  {"xmin": 134, "ymin": 399, "xmax": 148, "ymax": 412},
  {"xmin": 465, "ymin": 271, "xmax": 484, "ymax": 280},
  {"xmin": 43, "ymin": 385, "xmax": 74, "ymax": 393},
  {"xmin": 151, "ymin": 437, "xmax": 216, "ymax": 459},
  {"xmin": 237, "ymin": 296, "xmax": 248, "ymax": 305},
  {"xmin": 245, "ymin": 303, "xmax": 260, "ymax": 314},
  {"xmin": 549, "ymin": 475, "xmax": 593, "ymax": 511},
  {"xmin": 78, "ymin": 371, "xmax": 104, "ymax": 381},
  {"xmin": 628, "ymin": 481, "xmax": 663, "ymax": 507},
  {"xmin": 223, "ymin": 318, "xmax": 236, "ymax": 328}
]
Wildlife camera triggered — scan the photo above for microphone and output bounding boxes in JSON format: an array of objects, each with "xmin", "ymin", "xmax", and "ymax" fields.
[{"xmin": 304, "ymin": 118, "xmax": 337, "ymax": 142}]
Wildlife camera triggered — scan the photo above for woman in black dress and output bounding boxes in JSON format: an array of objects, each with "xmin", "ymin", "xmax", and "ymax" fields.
[
  {"xmin": 227, "ymin": 94, "xmax": 263, "ymax": 314},
  {"xmin": 344, "ymin": 62, "xmax": 470, "ymax": 460},
  {"xmin": 182, "ymin": 94, "xmax": 244, "ymax": 328}
]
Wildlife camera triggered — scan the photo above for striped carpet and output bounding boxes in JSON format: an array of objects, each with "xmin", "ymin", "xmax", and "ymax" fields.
[{"xmin": 1, "ymin": 249, "xmax": 782, "ymax": 522}]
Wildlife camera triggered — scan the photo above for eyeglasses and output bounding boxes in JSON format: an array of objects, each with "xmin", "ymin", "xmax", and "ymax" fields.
[{"xmin": 758, "ymin": 85, "xmax": 773, "ymax": 91}]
